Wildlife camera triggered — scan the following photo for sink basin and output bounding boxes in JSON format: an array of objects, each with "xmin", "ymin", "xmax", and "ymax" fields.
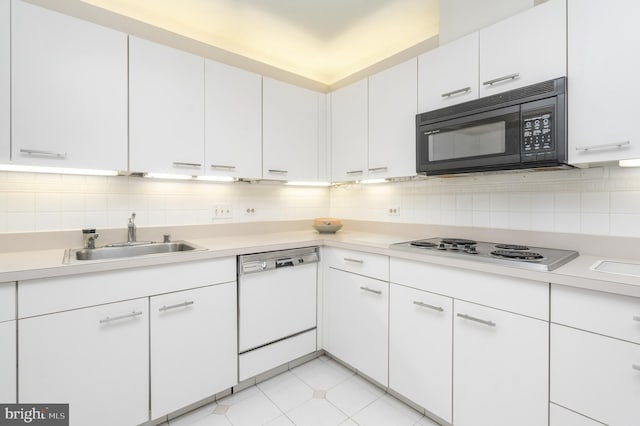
[{"xmin": 63, "ymin": 241, "xmax": 206, "ymax": 263}]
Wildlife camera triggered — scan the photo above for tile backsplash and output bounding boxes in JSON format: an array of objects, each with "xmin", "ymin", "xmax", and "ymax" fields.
[
  {"xmin": 330, "ymin": 166, "xmax": 640, "ymax": 238},
  {"xmin": 1, "ymin": 166, "xmax": 640, "ymax": 237}
]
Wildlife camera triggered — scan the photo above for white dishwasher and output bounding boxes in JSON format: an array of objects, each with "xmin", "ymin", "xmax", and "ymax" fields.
[{"xmin": 238, "ymin": 247, "xmax": 318, "ymax": 381}]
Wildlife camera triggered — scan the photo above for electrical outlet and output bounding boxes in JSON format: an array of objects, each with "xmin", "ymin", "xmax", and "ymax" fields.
[
  {"xmin": 213, "ymin": 204, "xmax": 233, "ymax": 220},
  {"xmin": 388, "ymin": 206, "xmax": 400, "ymax": 216},
  {"xmin": 244, "ymin": 207, "xmax": 256, "ymax": 216}
]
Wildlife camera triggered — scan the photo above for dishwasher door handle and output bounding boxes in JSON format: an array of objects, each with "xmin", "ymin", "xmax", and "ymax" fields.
[{"xmin": 275, "ymin": 258, "xmax": 295, "ymax": 268}]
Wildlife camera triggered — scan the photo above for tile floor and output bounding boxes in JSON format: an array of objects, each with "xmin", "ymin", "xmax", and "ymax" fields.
[{"xmin": 166, "ymin": 355, "xmax": 441, "ymax": 426}]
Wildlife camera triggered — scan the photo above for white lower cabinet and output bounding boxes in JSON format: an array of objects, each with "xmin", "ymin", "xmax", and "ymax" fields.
[
  {"xmin": 150, "ymin": 282, "xmax": 237, "ymax": 419},
  {"xmin": 389, "ymin": 284, "xmax": 452, "ymax": 423},
  {"xmin": 453, "ymin": 300, "xmax": 549, "ymax": 426},
  {"xmin": 324, "ymin": 267, "xmax": 388, "ymax": 386},
  {"xmin": 550, "ymin": 403, "xmax": 604, "ymax": 426},
  {"xmin": 0, "ymin": 320, "xmax": 15, "ymax": 403},
  {"xmin": 19, "ymin": 298, "xmax": 149, "ymax": 426}
]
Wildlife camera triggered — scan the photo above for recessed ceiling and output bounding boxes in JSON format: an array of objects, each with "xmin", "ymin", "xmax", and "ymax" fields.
[{"xmin": 79, "ymin": 0, "xmax": 439, "ymax": 85}]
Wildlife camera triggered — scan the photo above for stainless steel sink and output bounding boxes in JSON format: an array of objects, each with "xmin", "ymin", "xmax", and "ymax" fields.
[{"xmin": 63, "ymin": 240, "xmax": 206, "ymax": 264}]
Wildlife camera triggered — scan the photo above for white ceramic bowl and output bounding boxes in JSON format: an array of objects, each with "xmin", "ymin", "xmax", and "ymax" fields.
[{"xmin": 312, "ymin": 223, "xmax": 343, "ymax": 234}]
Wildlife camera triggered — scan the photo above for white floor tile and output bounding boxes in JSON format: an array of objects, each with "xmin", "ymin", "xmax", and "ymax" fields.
[
  {"xmin": 325, "ymin": 374, "xmax": 384, "ymax": 416},
  {"xmin": 352, "ymin": 394, "xmax": 423, "ymax": 426},
  {"xmin": 216, "ymin": 385, "xmax": 262, "ymax": 406},
  {"xmin": 169, "ymin": 403, "xmax": 218, "ymax": 426},
  {"xmin": 224, "ymin": 391, "xmax": 282, "ymax": 426},
  {"xmin": 265, "ymin": 415, "xmax": 296, "ymax": 425},
  {"xmin": 414, "ymin": 415, "xmax": 442, "ymax": 425},
  {"xmin": 291, "ymin": 358, "xmax": 354, "ymax": 391},
  {"xmin": 257, "ymin": 371, "xmax": 314, "ymax": 412},
  {"xmin": 286, "ymin": 398, "xmax": 348, "ymax": 426},
  {"xmin": 339, "ymin": 420, "xmax": 358, "ymax": 426}
]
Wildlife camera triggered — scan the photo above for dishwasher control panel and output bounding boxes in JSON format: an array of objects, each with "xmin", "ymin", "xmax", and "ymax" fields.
[{"xmin": 239, "ymin": 247, "xmax": 319, "ymax": 274}]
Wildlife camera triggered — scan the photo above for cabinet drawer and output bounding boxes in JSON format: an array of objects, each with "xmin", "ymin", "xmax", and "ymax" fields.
[
  {"xmin": 391, "ymin": 258, "xmax": 549, "ymax": 320},
  {"xmin": 550, "ymin": 324, "xmax": 640, "ymax": 426},
  {"xmin": 0, "ymin": 320, "xmax": 16, "ymax": 403},
  {"xmin": 0, "ymin": 282, "xmax": 15, "ymax": 322},
  {"xmin": 552, "ymin": 284, "xmax": 640, "ymax": 344},
  {"xmin": 550, "ymin": 403, "xmax": 603, "ymax": 426},
  {"xmin": 19, "ymin": 257, "xmax": 236, "ymax": 318},
  {"xmin": 325, "ymin": 248, "xmax": 388, "ymax": 281}
]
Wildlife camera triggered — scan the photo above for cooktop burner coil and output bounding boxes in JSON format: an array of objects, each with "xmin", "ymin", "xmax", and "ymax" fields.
[{"xmin": 491, "ymin": 250, "xmax": 544, "ymax": 261}]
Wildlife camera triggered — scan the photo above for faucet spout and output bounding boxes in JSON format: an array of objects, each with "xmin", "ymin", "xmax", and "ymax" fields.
[{"xmin": 128, "ymin": 212, "xmax": 137, "ymax": 243}]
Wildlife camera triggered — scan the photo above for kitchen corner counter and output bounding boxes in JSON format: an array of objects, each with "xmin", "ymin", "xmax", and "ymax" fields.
[{"xmin": 1, "ymin": 228, "xmax": 639, "ymax": 298}]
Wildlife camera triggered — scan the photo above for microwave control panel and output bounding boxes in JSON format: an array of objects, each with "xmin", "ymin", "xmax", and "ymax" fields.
[{"xmin": 522, "ymin": 111, "xmax": 555, "ymax": 162}]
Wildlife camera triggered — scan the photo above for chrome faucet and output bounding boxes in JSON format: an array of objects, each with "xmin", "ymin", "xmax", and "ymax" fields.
[
  {"xmin": 127, "ymin": 212, "xmax": 137, "ymax": 243},
  {"xmin": 82, "ymin": 229, "xmax": 99, "ymax": 249}
]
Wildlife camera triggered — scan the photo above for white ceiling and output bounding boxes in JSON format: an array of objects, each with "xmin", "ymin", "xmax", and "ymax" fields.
[{"xmin": 78, "ymin": 0, "xmax": 439, "ymax": 85}]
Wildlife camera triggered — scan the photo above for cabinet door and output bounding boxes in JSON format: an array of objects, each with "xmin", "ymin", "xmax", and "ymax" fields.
[
  {"xmin": 129, "ymin": 36, "xmax": 205, "ymax": 175},
  {"xmin": 568, "ymin": 0, "xmax": 640, "ymax": 164},
  {"xmin": 205, "ymin": 60, "xmax": 262, "ymax": 180},
  {"xmin": 550, "ymin": 324, "xmax": 640, "ymax": 426},
  {"xmin": 453, "ymin": 300, "xmax": 548, "ymax": 426},
  {"xmin": 19, "ymin": 299, "xmax": 149, "ymax": 426},
  {"xmin": 330, "ymin": 79, "xmax": 368, "ymax": 182},
  {"xmin": 150, "ymin": 283, "xmax": 237, "ymax": 419},
  {"xmin": 368, "ymin": 58, "xmax": 417, "ymax": 180},
  {"xmin": 0, "ymin": 320, "xmax": 15, "ymax": 403},
  {"xmin": 324, "ymin": 268, "xmax": 388, "ymax": 386},
  {"xmin": 0, "ymin": 281, "xmax": 14, "ymax": 322},
  {"xmin": 0, "ymin": 0, "xmax": 8, "ymax": 163},
  {"xmin": 550, "ymin": 403, "xmax": 604, "ymax": 426},
  {"xmin": 418, "ymin": 32, "xmax": 479, "ymax": 113},
  {"xmin": 263, "ymin": 77, "xmax": 319, "ymax": 182},
  {"xmin": 389, "ymin": 284, "xmax": 452, "ymax": 423},
  {"xmin": 11, "ymin": 0, "xmax": 127, "ymax": 170},
  {"xmin": 479, "ymin": 0, "xmax": 566, "ymax": 96}
]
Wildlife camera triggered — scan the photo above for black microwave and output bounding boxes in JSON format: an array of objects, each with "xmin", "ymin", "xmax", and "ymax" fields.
[{"xmin": 416, "ymin": 77, "xmax": 567, "ymax": 175}]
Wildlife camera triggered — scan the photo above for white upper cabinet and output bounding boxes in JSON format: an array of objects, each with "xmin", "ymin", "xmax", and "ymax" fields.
[
  {"xmin": 263, "ymin": 77, "xmax": 320, "ymax": 182},
  {"xmin": 129, "ymin": 36, "xmax": 205, "ymax": 176},
  {"xmin": 479, "ymin": 0, "xmax": 566, "ymax": 96},
  {"xmin": 330, "ymin": 79, "xmax": 368, "ymax": 182},
  {"xmin": 568, "ymin": 0, "xmax": 640, "ymax": 165},
  {"xmin": 368, "ymin": 58, "xmax": 417, "ymax": 180},
  {"xmin": 11, "ymin": 0, "xmax": 127, "ymax": 170},
  {"xmin": 204, "ymin": 60, "xmax": 262, "ymax": 180},
  {"xmin": 0, "ymin": 0, "xmax": 8, "ymax": 163},
  {"xmin": 418, "ymin": 32, "xmax": 479, "ymax": 113}
]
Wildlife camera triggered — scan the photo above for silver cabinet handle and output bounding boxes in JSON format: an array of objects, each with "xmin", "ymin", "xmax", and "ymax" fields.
[
  {"xmin": 575, "ymin": 141, "xmax": 630, "ymax": 152},
  {"xmin": 346, "ymin": 170, "xmax": 363, "ymax": 175},
  {"xmin": 457, "ymin": 313, "xmax": 496, "ymax": 327},
  {"xmin": 633, "ymin": 315, "xmax": 640, "ymax": 322},
  {"xmin": 633, "ymin": 364, "xmax": 640, "ymax": 372},
  {"xmin": 173, "ymin": 162, "xmax": 202, "ymax": 168},
  {"xmin": 413, "ymin": 301, "xmax": 444, "ymax": 312},
  {"xmin": 159, "ymin": 301, "xmax": 194, "ymax": 312},
  {"xmin": 483, "ymin": 73, "xmax": 520, "ymax": 86},
  {"xmin": 360, "ymin": 286, "xmax": 382, "ymax": 295},
  {"xmin": 268, "ymin": 169, "xmax": 288, "ymax": 174},
  {"xmin": 99, "ymin": 311, "xmax": 143, "ymax": 324},
  {"xmin": 368, "ymin": 167, "xmax": 388, "ymax": 173},
  {"xmin": 19, "ymin": 148, "xmax": 67, "ymax": 159},
  {"xmin": 210, "ymin": 164, "xmax": 236, "ymax": 170},
  {"xmin": 344, "ymin": 258, "xmax": 364, "ymax": 264},
  {"xmin": 441, "ymin": 87, "xmax": 471, "ymax": 98}
]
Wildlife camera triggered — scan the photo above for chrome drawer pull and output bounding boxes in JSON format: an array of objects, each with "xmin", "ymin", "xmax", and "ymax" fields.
[
  {"xmin": 99, "ymin": 311, "xmax": 143, "ymax": 324},
  {"xmin": 457, "ymin": 313, "xmax": 496, "ymax": 327},
  {"xmin": 413, "ymin": 301, "xmax": 444, "ymax": 312},
  {"xmin": 346, "ymin": 170, "xmax": 363, "ymax": 175},
  {"xmin": 360, "ymin": 286, "xmax": 382, "ymax": 295},
  {"xmin": 210, "ymin": 164, "xmax": 236, "ymax": 170},
  {"xmin": 19, "ymin": 148, "xmax": 67, "ymax": 159},
  {"xmin": 633, "ymin": 315, "xmax": 640, "ymax": 322},
  {"xmin": 172, "ymin": 162, "xmax": 202, "ymax": 168},
  {"xmin": 268, "ymin": 169, "xmax": 288, "ymax": 174},
  {"xmin": 441, "ymin": 87, "xmax": 471, "ymax": 98},
  {"xmin": 368, "ymin": 167, "xmax": 388, "ymax": 173},
  {"xmin": 632, "ymin": 364, "xmax": 640, "ymax": 372},
  {"xmin": 575, "ymin": 141, "xmax": 630, "ymax": 152},
  {"xmin": 483, "ymin": 73, "xmax": 519, "ymax": 86},
  {"xmin": 159, "ymin": 301, "xmax": 194, "ymax": 312},
  {"xmin": 343, "ymin": 258, "xmax": 364, "ymax": 264}
]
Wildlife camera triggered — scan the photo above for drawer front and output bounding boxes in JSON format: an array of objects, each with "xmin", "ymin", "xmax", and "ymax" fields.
[
  {"xmin": 551, "ymin": 324, "xmax": 640, "ymax": 426},
  {"xmin": 19, "ymin": 257, "xmax": 236, "ymax": 318},
  {"xmin": 0, "ymin": 282, "xmax": 15, "ymax": 322},
  {"xmin": 325, "ymin": 248, "xmax": 388, "ymax": 281},
  {"xmin": 552, "ymin": 284, "xmax": 640, "ymax": 344},
  {"xmin": 550, "ymin": 403, "xmax": 604, "ymax": 426},
  {"xmin": 391, "ymin": 258, "xmax": 549, "ymax": 320}
]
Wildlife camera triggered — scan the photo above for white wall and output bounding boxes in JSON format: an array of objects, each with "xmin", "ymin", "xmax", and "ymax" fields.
[
  {"xmin": 0, "ymin": 172, "xmax": 329, "ymax": 232},
  {"xmin": 330, "ymin": 166, "xmax": 640, "ymax": 238},
  {"xmin": 438, "ymin": 0, "xmax": 534, "ymax": 44}
]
